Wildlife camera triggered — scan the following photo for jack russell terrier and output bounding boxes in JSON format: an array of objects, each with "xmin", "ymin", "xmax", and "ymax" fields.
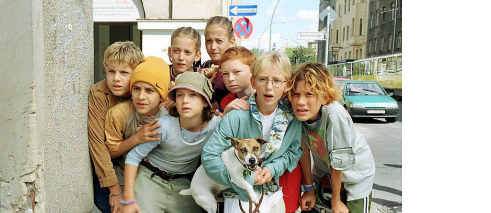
[{"xmin": 180, "ymin": 137, "xmax": 267, "ymax": 213}]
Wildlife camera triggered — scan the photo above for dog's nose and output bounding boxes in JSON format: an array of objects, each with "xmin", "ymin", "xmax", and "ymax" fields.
[{"xmin": 249, "ymin": 158, "xmax": 256, "ymax": 164}]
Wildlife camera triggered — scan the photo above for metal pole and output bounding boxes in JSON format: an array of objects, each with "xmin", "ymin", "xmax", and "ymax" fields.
[
  {"xmin": 324, "ymin": 13, "xmax": 330, "ymax": 67},
  {"xmin": 269, "ymin": 0, "xmax": 281, "ymax": 51}
]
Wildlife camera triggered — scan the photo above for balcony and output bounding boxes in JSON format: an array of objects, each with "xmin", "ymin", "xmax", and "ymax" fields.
[{"xmin": 352, "ymin": 35, "xmax": 366, "ymax": 46}]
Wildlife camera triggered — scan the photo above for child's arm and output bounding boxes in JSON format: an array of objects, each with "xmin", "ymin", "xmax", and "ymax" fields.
[
  {"xmin": 299, "ymin": 141, "xmax": 316, "ymax": 210},
  {"xmin": 109, "ymin": 119, "xmax": 161, "ymax": 158},
  {"xmin": 87, "ymin": 88, "xmax": 122, "ymax": 211},
  {"xmin": 330, "ymin": 166, "xmax": 349, "ymax": 213},
  {"xmin": 104, "ymin": 107, "xmax": 162, "ymax": 159},
  {"xmin": 222, "ymin": 96, "xmax": 250, "ymax": 116},
  {"xmin": 256, "ymin": 123, "xmax": 304, "ymax": 185},
  {"xmin": 201, "ymin": 112, "xmax": 255, "ymax": 201},
  {"xmin": 120, "ymin": 165, "xmax": 141, "ymax": 213}
]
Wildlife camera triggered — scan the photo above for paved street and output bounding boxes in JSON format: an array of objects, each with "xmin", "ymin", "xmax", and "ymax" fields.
[{"xmin": 353, "ymin": 101, "xmax": 402, "ymax": 213}]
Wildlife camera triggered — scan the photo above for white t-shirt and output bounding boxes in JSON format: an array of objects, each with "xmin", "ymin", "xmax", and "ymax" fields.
[{"xmin": 260, "ymin": 107, "xmax": 277, "ymax": 141}]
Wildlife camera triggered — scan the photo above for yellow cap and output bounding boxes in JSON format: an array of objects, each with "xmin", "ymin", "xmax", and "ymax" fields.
[{"xmin": 130, "ymin": 56, "xmax": 170, "ymax": 100}]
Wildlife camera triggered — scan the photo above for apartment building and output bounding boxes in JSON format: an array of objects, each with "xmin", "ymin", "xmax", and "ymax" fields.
[
  {"xmin": 331, "ymin": 0, "xmax": 368, "ymax": 62},
  {"xmin": 366, "ymin": 0, "xmax": 402, "ymax": 57}
]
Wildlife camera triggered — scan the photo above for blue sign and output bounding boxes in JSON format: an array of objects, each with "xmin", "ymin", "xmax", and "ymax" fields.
[{"xmin": 229, "ymin": 5, "xmax": 257, "ymax": 16}]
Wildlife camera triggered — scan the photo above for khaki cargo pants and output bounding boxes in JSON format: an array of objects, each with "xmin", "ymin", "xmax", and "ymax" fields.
[{"xmin": 134, "ymin": 165, "xmax": 201, "ymax": 213}]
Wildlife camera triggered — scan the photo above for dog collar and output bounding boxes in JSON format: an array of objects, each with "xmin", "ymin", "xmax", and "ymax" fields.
[{"xmin": 234, "ymin": 152, "xmax": 249, "ymax": 170}]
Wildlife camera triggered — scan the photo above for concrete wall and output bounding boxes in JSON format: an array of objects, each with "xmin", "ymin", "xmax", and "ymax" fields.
[{"xmin": 0, "ymin": 0, "xmax": 93, "ymax": 212}]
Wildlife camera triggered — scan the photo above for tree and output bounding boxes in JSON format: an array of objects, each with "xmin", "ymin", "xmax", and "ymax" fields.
[
  {"xmin": 250, "ymin": 48, "xmax": 264, "ymax": 57},
  {"xmin": 285, "ymin": 47, "xmax": 317, "ymax": 66}
]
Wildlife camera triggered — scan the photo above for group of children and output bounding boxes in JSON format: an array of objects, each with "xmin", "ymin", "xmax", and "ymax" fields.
[{"xmin": 88, "ymin": 16, "xmax": 375, "ymax": 213}]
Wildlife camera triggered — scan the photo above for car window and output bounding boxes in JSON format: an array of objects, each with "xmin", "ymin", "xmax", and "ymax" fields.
[{"xmin": 346, "ymin": 83, "xmax": 386, "ymax": 96}]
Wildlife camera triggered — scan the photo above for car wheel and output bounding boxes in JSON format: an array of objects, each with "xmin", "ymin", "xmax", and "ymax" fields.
[{"xmin": 386, "ymin": 117, "xmax": 397, "ymax": 123}]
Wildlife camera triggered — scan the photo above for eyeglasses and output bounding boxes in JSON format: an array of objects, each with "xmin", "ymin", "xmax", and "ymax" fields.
[{"xmin": 256, "ymin": 77, "xmax": 286, "ymax": 88}]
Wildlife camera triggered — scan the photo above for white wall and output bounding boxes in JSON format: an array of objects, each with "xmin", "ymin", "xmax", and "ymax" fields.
[{"xmin": 138, "ymin": 20, "xmax": 210, "ymax": 65}]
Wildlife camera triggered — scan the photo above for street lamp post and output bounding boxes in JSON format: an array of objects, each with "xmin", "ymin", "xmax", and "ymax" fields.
[
  {"xmin": 257, "ymin": 20, "xmax": 286, "ymax": 52},
  {"xmin": 269, "ymin": 0, "xmax": 281, "ymax": 51}
]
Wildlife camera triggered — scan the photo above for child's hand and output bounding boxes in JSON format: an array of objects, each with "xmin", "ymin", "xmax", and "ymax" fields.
[
  {"xmin": 255, "ymin": 167, "xmax": 272, "ymax": 186},
  {"xmin": 331, "ymin": 199, "xmax": 349, "ymax": 213},
  {"xmin": 131, "ymin": 119, "xmax": 161, "ymax": 145},
  {"xmin": 213, "ymin": 109, "xmax": 224, "ymax": 118},
  {"xmin": 299, "ymin": 190, "xmax": 316, "ymax": 211},
  {"xmin": 223, "ymin": 96, "xmax": 250, "ymax": 116},
  {"xmin": 120, "ymin": 202, "xmax": 141, "ymax": 213},
  {"xmin": 253, "ymin": 167, "xmax": 263, "ymax": 184},
  {"xmin": 163, "ymin": 98, "xmax": 175, "ymax": 110}
]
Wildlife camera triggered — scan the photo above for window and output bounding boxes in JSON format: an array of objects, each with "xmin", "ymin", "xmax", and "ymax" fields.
[
  {"xmin": 347, "ymin": 26, "xmax": 349, "ymax": 39},
  {"xmin": 360, "ymin": 48, "xmax": 362, "ymax": 57},
  {"xmin": 382, "ymin": 7, "xmax": 386, "ymax": 23},
  {"xmin": 391, "ymin": 3, "xmax": 395, "ymax": 20},
  {"xmin": 336, "ymin": 30, "xmax": 339, "ymax": 43},
  {"xmin": 389, "ymin": 34, "xmax": 392, "ymax": 50},
  {"xmin": 370, "ymin": 13, "xmax": 373, "ymax": 28},
  {"xmin": 397, "ymin": 32, "xmax": 402, "ymax": 48},
  {"xmin": 376, "ymin": 10, "xmax": 379, "ymax": 26},
  {"xmin": 352, "ymin": 18, "xmax": 355, "ymax": 36},
  {"xmin": 344, "ymin": 0, "xmax": 347, "ymax": 14},
  {"xmin": 343, "ymin": 28, "xmax": 345, "ymax": 41},
  {"xmin": 349, "ymin": 51, "xmax": 351, "ymax": 59},
  {"xmin": 381, "ymin": 37, "xmax": 384, "ymax": 51},
  {"xmin": 348, "ymin": 0, "xmax": 351, "ymax": 12},
  {"xmin": 369, "ymin": 40, "xmax": 372, "ymax": 53},
  {"xmin": 374, "ymin": 39, "xmax": 378, "ymax": 52},
  {"xmin": 359, "ymin": 19, "xmax": 363, "ymax": 35}
]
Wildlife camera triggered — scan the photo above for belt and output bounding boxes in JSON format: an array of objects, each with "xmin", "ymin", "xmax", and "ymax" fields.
[{"xmin": 140, "ymin": 160, "xmax": 191, "ymax": 181}]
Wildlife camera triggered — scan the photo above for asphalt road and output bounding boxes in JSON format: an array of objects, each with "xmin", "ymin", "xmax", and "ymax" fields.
[{"xmin": 353, "ymin": 101, "xmax": 402, "ymax": 213}]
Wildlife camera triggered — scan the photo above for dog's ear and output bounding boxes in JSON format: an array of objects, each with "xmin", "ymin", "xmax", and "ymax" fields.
[
  {"xmin": 254, "ymin": 137, "xmax": 268, "ymax": 146},
  {"xmin": 225, "ymin": 137, "xmax": 240, "ymax": 149}
]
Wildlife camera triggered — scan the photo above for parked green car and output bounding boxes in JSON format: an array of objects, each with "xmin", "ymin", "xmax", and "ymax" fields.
[{"xmin": 336, "ymin": 80, "xmax": 399, "ymax": 123}]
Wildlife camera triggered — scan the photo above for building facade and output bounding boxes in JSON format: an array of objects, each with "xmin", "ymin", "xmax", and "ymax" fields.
[
  {"xmin": 366, "ymin": 0, "xmax": 402, "ymax": 58},
  {"xmin": 331, "ymin": 0, "xmax": 368, "ymax": 62},
  {"xmin": 317, "ymin": 0, "xmax": 369, "ymax": 63}
]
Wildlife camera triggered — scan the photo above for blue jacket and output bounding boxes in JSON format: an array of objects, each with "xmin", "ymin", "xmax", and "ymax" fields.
[{"xmin": 201, "ymin": 96, "xmax": 303, "ymax": 201}]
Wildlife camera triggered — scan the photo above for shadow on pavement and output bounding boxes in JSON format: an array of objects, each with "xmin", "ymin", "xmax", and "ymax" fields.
[
  {"xmin": 383, "ymin": 164, "xmax": 402, "ymax": 168},
  {"xmin": 373, "ymin": 183, "xmax": 402, "ymax": 196}
]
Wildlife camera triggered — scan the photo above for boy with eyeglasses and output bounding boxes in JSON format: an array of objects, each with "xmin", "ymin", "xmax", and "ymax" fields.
[{"xmin": 202, "ymin": 51, "xmax": 303, "ymax": 213}]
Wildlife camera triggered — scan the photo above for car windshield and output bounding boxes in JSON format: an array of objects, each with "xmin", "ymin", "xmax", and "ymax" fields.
[{"xmin": 346, "ymin": 83, "xmax": 386, "ymax": 96}]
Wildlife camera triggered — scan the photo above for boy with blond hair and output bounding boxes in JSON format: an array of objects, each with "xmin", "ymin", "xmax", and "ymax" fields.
[
  {"xmin": 219, "ymin": 46, "xmax": 256, "ymax": 115},
  {"xmin": 288, "ymin": 62, "xmax": 375, "ymax": 213},
  {"xmin": 88, "ymin": 41, "xmax": 160, "ymax": 213},
  {"xmin": 202, "ymin": 51, "xmax": 303, "ymax": 213}
]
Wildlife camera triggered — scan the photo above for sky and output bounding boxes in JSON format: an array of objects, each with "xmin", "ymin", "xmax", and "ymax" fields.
[{"xmin": 236, "ymin": 0, "xmax": 320, "ymax": 51}]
